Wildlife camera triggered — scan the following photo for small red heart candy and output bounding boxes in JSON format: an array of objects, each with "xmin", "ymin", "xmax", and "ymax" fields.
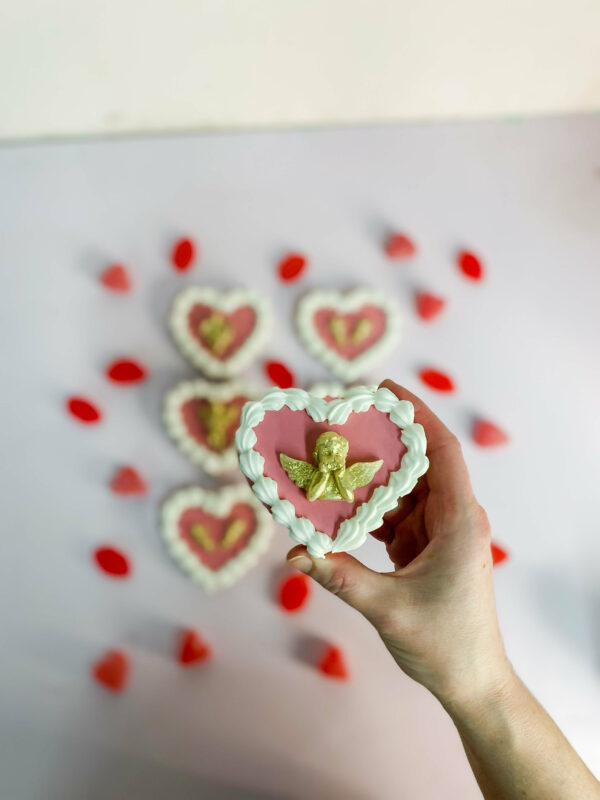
[
  {"xmin": 473, "ymin": 420, "xmax": 509, "ymax": 447},
  {"xmin": 178, "ymin": 629, "xmax": 211, "ymax": 666},
  {"xmin": 457, "ymin": 250, "xmax": 484, "ymax": 281},
  {"xmin": 109, "ymin": 466, "xmax": 147, "ymax": 495},
  {"xmin": 419, "ymin": 368, "xmax": 455, "ymax": 392},
  {"xmin": 491, "ymin": 542, "xmax": 509, "ymax": 566},
  {"xmin": 278, "ymin": 253, "xmax": 307, "ymax": 282},
  {"xmin": 92, "ymin": 650, "xmax": 129, "ymax": 692},
  {"xmin": 100, "ymin": 264, "xmax": 131, "ymax": 292},
  {"xmin": 171, "ymin": 238, "xmax": 196, "ymax": 272},
  {"xmin": 318, "ymin": 645, "xmax": 349, "ymax": 680},
  {"xmin": 106, "ymin": 359, "xmax": 147, "ymax": 384},
  {"xmin": 278, "ymin": 573, "xmax": 310, "ymax": 613},
  {"xmin": 264, "ymin": 360, "xmax": 295, "ymax": 389},
  {"xmin": 93, "ymin": 546, "xmax": 131, "ymax": 578},
  {"xmin": 384, "ymin": 233, "xmax": 416, "ymax": 259},
  {"xmin": 416, "ymin": 292, "xmax": 446, "ymax": 321},
  {"xmin": 67, "ymin": 396, "xmax": 102, "ymax": 424}
]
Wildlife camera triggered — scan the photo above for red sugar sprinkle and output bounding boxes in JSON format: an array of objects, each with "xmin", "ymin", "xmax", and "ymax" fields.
[
  {"xmin": 92, "ymin": 650, "xmax": 129, "ymax": 693},
  {"xmin": 278, "ymin": 253, "xmax": 307, "ymax": 282},
  {"xmin": 491, "ymin": 542, "xmax": 509, "ymax": 566},
  {"xmin": 67, "ymin": 396, "xmax": 102, "ymax": 424},
  {"xmin": 109, "ymin": 466, "xmax": 147, "ymax": 495},
  {"xmin": 178, "ymin": 629, "xmax": 211, "ymax": 666},
  {"xmin": 473, "ymin": 419, "xmax": 509, "ymax": 447},
  {"xmin": 105, "ymin": 359, "xmax": 147, "ymax": 384},
  {"xmin": 419, "ymin": 368, "xmax": 455, "ymax": 393},
  {"xmin": 171, "ymin": 238, "xmax": 196, "ymax": 272},
  {"xmin": 100, "ymin": 264, "xmax": 131, "ymax": 292},
  {"xmin": 93, "ymin": 546, "xmax": 131, "ymax": 578},
  {"xmin": 384, "ymin": 233, "xmax": 416, "ymax": 259},
  {"xmin": 264, "ymin": 360, "xmax": 295, "ymax": 389},
  {"xmin": 318, "ymin": 645, "xmax": 349, "ymax": 680},
  {"xmin": 457, "ymin": 250, "xmax": 484, "ymax": 281},
  {"xmin": 278, "ymin": 573, "xmax": 310, "ymax": 613},
  {"xmin": 416, "ymin": 292, "xmax": 446, "ymax": 321}
]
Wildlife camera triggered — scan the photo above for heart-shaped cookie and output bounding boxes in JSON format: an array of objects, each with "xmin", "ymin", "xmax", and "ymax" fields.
[
  {"xmin": 164, "ymin": 379, "xmax": 256, "ymax": 474},
  {"xmin": 236, "ymin": 386, "xmax": 428, "ymax": 558},
  {"xmin": 169, "ymin": 287, "xmax": 271, "ymax": 378},
  {"xmin": 161, "ymin": 485, "xmax": 273, "ymax": 590},
  {"xmin": 296, "ymin": 289, "xmax": 401, "ymax": 380}
]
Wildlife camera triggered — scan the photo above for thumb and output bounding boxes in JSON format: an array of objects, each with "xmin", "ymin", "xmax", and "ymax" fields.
[{"xmin": 286, "ymin": 545, "xmax": 389, "ymax": 622}]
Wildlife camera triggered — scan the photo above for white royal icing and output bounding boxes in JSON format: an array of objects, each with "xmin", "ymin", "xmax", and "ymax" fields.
[
  {"xmin": 296, "ymin": 288, "xmax": 401, "ymax": 381},
  {"xmin": 235, "ymin": 386, "xmax": 429, "ymax": 558},
  {"xmin": 169, "ymin": 286, "xmax": 271, "ymax": 378},
  {"xmin": 161, "ymin": 484, "xmax": 273, "ymax": 591}
]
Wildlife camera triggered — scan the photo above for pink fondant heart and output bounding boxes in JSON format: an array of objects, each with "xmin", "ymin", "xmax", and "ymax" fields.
[
  {"xmin": 187, "ymin": 304, "xmax": 256, "ymax": 361},
  {"xmin": 313, "ymin": 306, "xmax": 387, "ymax": 360},
  {"xmin": 177, "ymin": 503, "xmax": 257, "ymax": 571}
]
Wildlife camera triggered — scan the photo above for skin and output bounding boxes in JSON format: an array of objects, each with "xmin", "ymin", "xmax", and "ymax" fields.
[{"xmin": 288, "ymin": 380, "xmax": 600, "ymax": 800}]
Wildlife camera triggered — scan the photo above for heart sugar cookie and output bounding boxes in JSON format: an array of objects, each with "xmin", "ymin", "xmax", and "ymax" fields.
[
  {"xmin": 164, "ymin": 379, "xmax": 256, "ymax": 474},
  {"xmin": 236, "ymin": 386, "xmax": 428, "ymax": 558},
  {"xmin": 169, "ymin": 287, "xmax": 271, "ymax": 378},
  {"xmin": 161, "ymin": 485, "xmax": 273, "ymax": 590},
  {"xmin": 296, "ymin": 288, "xmax": 400, "ymax": 381}
]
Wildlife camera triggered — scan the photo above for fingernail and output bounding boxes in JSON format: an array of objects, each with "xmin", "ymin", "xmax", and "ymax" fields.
[{"xmin": 287, "ymin": 554, "xmax": 313, "ymax": 573}]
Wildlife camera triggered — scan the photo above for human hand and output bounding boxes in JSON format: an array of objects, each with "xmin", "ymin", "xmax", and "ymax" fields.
[{"xmin": 287, "ymin": 379, "xmax": 512, "ymax": 707}]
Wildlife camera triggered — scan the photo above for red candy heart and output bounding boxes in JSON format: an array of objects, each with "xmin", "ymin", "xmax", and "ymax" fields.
[
  {"xmin": 419, "ymin": 368, "xmax": 455, "ymax": 392},
  {"xmin": 491, "ymin": 542, "xmax": 509, "ymax": 566},
  {"xmin": 278, "ymin": 573, "xmax": 310, "ymax": 613},
  {"xmin": 318, "ymin": 645, "xmax": 349, "ymax": 680},
  {"xmin": 93, "ymin": 546, "xmax": 131, "ymax": 578},
  {"xmin": 457, "ymin": 250, "xmax": 484, "ymax": 281},
  {"xmin": 178, "ymin": 629, "xmax": 212, "ymax": 666},
  {"xmin": 92, "ymin": 650, "xmax": 129, "ymax": 692},
  {"xmin": 384, "ymin": 233, "xmax": 416, "ymax": 259},
  {"xmin": 278, "ymin": 253, "xmax": 307, "ymax": 282},
  {"xmin": 171, "ymin": 238, "xmax": 196, "ymax": 272},
  {"xmin": 100, "ymin": 264, "xmax": 131, "ymax": 292},
  {"xmin": 473, "ymin": 420, "xmax": 509, "ymax": 447},
  {"xmin": 109, "ymin": 466, "xmax": 147, "ymax": 495},
  {"xmin": 67, "ymin": 396, "xmax": 102, "ymax": 424},
  {"xmin": 416, "ymin": 292, "xmax": 446, "ymax": 321},
  {"xmin": 105, "ymin": 359, "xmax": 147, "ymax": 384},
  {"xmin": 264, "ymin": 360, "xmax": 295, "ymax": 389}
]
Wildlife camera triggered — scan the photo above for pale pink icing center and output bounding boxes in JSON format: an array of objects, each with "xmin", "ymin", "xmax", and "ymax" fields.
[
  {"xmin": 178, "ymin": 503, "xmax": 257, "ymax": 570},
  {"xmin": 253, "ymin": 407, "xmax": 407, "ymax": 538},
  {"xmin": 181, "ymin": 397, "xmax": 248, "ymax": 452},
  {"xmin": 313, "ymin": 305, "xmax": 387, "ymax": 359},
  {"xmin": 187, "ymin": 304, "xmax": 257, "ymax": 361}
]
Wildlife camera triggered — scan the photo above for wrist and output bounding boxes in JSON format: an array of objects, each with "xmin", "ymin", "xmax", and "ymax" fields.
[{"xmin": 436, "ymin": 655, "xmax": 517, "ymax": 722}]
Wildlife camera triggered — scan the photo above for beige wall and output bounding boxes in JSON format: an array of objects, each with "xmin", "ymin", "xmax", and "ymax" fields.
[{"xmin": 1, "ymin": 0, "xmax": 599, "ymax": 140}]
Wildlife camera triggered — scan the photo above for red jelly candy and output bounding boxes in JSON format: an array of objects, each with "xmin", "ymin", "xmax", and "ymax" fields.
[
  {"xmin": 457, "ymin": 250, "xmax": 484, "ymax": 281},
  {"xmin": 100, "ymin": 264, "xmax": 131, "ymax": 292},
  {"xmin": 318, "ymin": 645, "xmax": 349, "ymax": 680},
  {"xmin": 278, "ymin": 573, "xmax": 310, "ymax": 613},
  {"xmin": 67, "ymin": 396, "xmax": 102, "ymax": 424},
  {"xmin": 93, "ymin": 546, "xmax": 131, "ymax": 578},
  {"xmin": 264, "ymin": 360, "xmax": 295, "ymax": 388},
  {"xmin": 416, "ymin": 292, "xmax": 446, "ymax": 321},
  {"xmin": 384, "ymin": 233, "xmax": 416, "ymax": 259},
  {"xmin": 419, "ymin": 368, "xmax": 455, "ymax": 392},
  {"xmin": 491, "ymin": 542, "xmax": 509, "ymax": 566},
  {"xmin": 105, "ymin": 359, "xmax": 147, "ymax": 384},
  {"xmin": 278, "ymin": 253, "xmax": 307, "ymax": 282},
  {"xmin": 92, "ymin": 650, "xmax": 129, "ymax": 692},
  {"xmin": 473, "ymin": 420, "xmax": 509, "ymax": 447},
  {"xmin": 109, "ymin": 466, "xmax": 147, "ymax": 495},
  {"xmin": 178, "ymin": 629, "xmax": 211, "ymax": 666},
  {"xmin": 171, "ymin": 238, "xmax": 196, "ymax": 272}
]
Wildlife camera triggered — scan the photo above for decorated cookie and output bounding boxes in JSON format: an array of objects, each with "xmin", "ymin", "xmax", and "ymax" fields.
[
  {"xmin": 296, "ymin": 289, "xmax": 401, "ymax": 381},
  {"xmin": 161, "ymin": 484, "xmax": 273, "ymax": 590},
  {"xmin": 236, "ymin": 386, "xmax": 428, "ymax": 558},
  {"xmin": 169, "ymin": 287, "xmax": 271, "ymax": 378},
  {"xmin": 164, "ymin": 379, "xmax": 256, "ymax": 474}
]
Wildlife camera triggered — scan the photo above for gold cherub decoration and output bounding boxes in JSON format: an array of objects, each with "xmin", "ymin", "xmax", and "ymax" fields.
[
  {"xmin": 279, "ymin": 430, "xmax": 383, "ymax": 503},
  {"xmin": 198, "ymin": 311, "xmax": 235, "ymax": 355},
  {"xmin": 328, "ymin": 315, "xmax": 374, "ymax": 347},
  {"xmin": 197, "ymin": 401, "xmax": 239, "ymax": 451}
]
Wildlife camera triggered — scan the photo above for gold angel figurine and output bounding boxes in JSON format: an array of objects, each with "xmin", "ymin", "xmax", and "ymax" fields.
[{"xmin": 280, "ymin": 431, "xmax": 383, "ymax": 503}]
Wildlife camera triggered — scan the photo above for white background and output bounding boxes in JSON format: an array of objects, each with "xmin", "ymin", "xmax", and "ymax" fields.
[{"xmin": 1, "ymin": 115, "xmax": 599, "ymax": 799}]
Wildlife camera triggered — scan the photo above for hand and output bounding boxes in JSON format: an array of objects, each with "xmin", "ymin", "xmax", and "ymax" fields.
[{"xmin": 287, "ymin": 379, "xmax": 512, "ymax": 706}]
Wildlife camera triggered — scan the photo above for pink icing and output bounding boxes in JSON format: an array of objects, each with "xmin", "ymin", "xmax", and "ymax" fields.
[
  {"xmin": 181, "ymin": 397, "xmax": 248, "ymax": 452},
  {"xmin": 178, "ymin": 503, "xmax": 258, "ymax": 571},
  {"xmin": 313, "ymin": 305, "xmax": 387, "ymax": 360},
  {"xmin": 253, "ymin": 406, "xmax": 407, "ymax": 538},
  {"xmin": 187, "ymin": 304, "xmax": 257, "ymax": 361}
]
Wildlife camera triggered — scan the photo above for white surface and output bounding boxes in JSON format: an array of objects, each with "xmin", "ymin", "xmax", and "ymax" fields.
[
  {"xmin": 1, "ymin": 0, "xmax": 600, "ymax": 141},
  {"xmin": 1, "ymin": 116, "xmax": 600, "ymax": 799}
]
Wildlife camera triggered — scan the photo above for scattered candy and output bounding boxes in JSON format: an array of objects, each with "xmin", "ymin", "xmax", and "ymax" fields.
[
  {"xmin": 105, "ymin": 359, "xmax": 147, "ymax": 384},
  {"xmin": 171, "ymin": 238, "xmax": 196, "ymax": 272},
  {"xmin": 384, "ymin": 233, "xmax": 416, "ymax": 259},
  {"xmin": 93, "ymin": 546, "xmax": 131, "ymax": 578},
  {"xmin": 491, "ymin": 542, "xmax": 509, "ymax": 566},
  {"xmin": 318, "ymin": 645, "xmax": 349, "ymax": 680},
  {"xmin": 473, "ymin": 419, "xmax": 509, "ymax": 447},
  {"xmin": 67, "ymin": 396, "xmax": 102, "ymax": 424},
  {"xmin": 264, "ymin": 360, "xmax": 295, "ymax": 389},
  {"xmin": 109, "ymin": 466, "xmax": 147, "ymax": 495},
  {"xmin": 416, "ymin": 292, "xmax": 446, "ymax": 321},
  {"xmin": 278, "ymin": 253, "xmax": 307, "ymax": 282},
  {"xmin": 419, "ymin": 368, "xmax": 455, "ymax": 392},
  {"xmin": 178, "ymin": 629, "xmax": 211, "ymax": 666},
  {"xmin": 278, "ymin": 573, "xmax": 310, "ymax": 613},
  {"xmin": 92, "ymin": 650, "xmax": 129, "ymax": 692},
  {"xmin": 100, "ymin": 264, "xmax": 131, "ymax": 292},
  {"xmin": 457, "ymin": 250, "xmax": 484, "ymax": 281}
]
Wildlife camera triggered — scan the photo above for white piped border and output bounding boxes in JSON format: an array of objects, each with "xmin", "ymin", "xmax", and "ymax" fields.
[
  {"xmin": 296, "ymin": 288, "xmax": 401, "ymax": 381},
  {"xmin": 163, "ymin": 378, "xmax": 258, "ymax": 474},
  {"xmin": 161, "ymin": 484, "xmax": 273, "ymax": 591},
  {"xmin": 169, "ymin": 286, "xmax": 271, "ymax": 378},
  {"xmin": 235, "ymin": 386, "xmax": 429, "ymax": 558}
]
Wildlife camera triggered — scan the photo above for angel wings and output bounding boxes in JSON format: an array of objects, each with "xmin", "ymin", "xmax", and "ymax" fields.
[{"xmin": 279, "ymin": 453, "xmax": 383, "ymax": 502}]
